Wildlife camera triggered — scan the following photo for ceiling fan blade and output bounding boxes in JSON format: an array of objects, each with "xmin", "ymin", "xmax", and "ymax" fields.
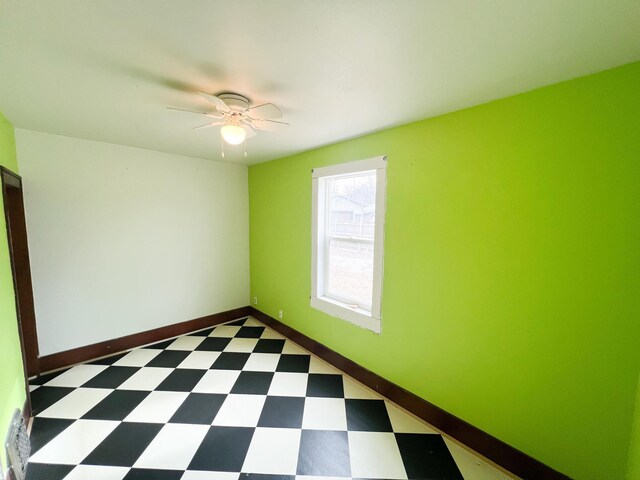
[
  {"xmin": 193, "ymin": 121, "xmax": 224, "ymax": 130},
  {"xmin": 251, "ymin": 119, "xmax": 289, "ymax": 133},
  {"xmin": 167, "ymin": 106, "xmax": 225, "ymax": 119},
  {"xmin": 167, "ymin": 106, "xmax": 209, "ymax": 115},
  {"xmin": 199, "ymin": 92, "xmax": 231, "ymax": 113},
  {"xmin": 242, "ymin": 124, "xmax": 257, "ymax": 139},
  {"xmin": 247, "ymin": 103, "xmax": 283, "ymax": 120},
  {"xmin": 205, "ymin": 110, "xmax": 225, "ymax": 119}
]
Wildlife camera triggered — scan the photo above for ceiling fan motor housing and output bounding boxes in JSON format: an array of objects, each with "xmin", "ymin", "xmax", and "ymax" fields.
[{"xmin": 217, "ymin": 93, "xmax": 250, "ymax": 112}]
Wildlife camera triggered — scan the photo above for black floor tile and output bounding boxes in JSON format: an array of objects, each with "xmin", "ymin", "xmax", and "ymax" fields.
[
  {"xmin": 276, "ymin": 354, "xmax": 310, "ymax": 373},
  {"xmin": 123, "ymin": 469, "xmax": 183, "ymax": 480},
  {"xmin": 396, "ymin": 433, "xmax": 464, "ymax": 479},
  {"xmin": 188, "ymin": 426, "xmax": 254, "ymax": 471},
  {"xmin": 195, "ymin": 337, "xmax": 232, "ymax": 352},
  {"xmin": 228, "ymin": 318, "xmax": 248, "ymax": 326},
  {"xmin": 253, "ymin": 339, "xmax": 286, "ymax": 354},
  {"xmin": 257, "ymin": 396, "xmax": 305, "ymax": 428},
  {"xmin": 81, "ymin": 422, "xmax": 162, "ymax": 467},
  {"xmin": 236, "ymin": 326, "xmax": 265, "ymax": 338},
  {"xmin": 82, "ymin": 366, "xmax": 139, "ymax": 388},
  {"xmin": 231, "ymin": 371, "xmax": 274, "ymax": 395},
  {"xmin": 89, "ymin": 351, "xmax": 129, "ymax": 365},
  {"xmin": 30, "ymin": 386, "xmax": 75, "ymax": 415},
  {"xmin": 211, "ymin": 352, "xmax": 250, "ymax": 370},
  {"xmin": 143, "ymin": 339, "xmax": 175, "ymax": 350},
  {"xmin": 146, "ymin": 350, "xmax": 190, "ymax": 368},
  {"xmin": 188, "ymin": 327, "xmax": 214, "ymax": 337},
  {"xmin": 345, "ymin": 399, "xmax": 393, "ymax": 432},
  {"xmin": 296, "ymin": 430, "xmax": 351, "ymax": 477},
  {"xmin": 29, "ymin": 369, "xmax": 70, "ymax": 386},
  {"xmin": 82, "ymin": 390, "xmax": 150, "ymax": 420},
  {"xmin": 26, "ymin": 463, "xmax": 74, "ymax": 480},
  {"xmin": 306, "ymin": 374, "xmax": 344, "ymax": 398},
  {"xmin": 29, "ymin": 418, "xmax": 75, "ymax": 454},
  {"xmin": 155, "ymin": 369, "xmax": 207, "ymax": 392},
  {"xmin": 169, "ymin": 392, "xmax": 226, "ymax": 424}
]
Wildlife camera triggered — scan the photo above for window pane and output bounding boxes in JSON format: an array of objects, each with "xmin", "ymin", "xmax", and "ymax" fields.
[
  {"xmin": 325, "ymin": 171, "xmax": 376, "ymax": 308},
  {"xmin": 327, "ymin": 238, "xmax": 374, "ymax": 308},
  {"xmin": 328, "ymin": 172, "xmax": 376, "ymax": 241}
]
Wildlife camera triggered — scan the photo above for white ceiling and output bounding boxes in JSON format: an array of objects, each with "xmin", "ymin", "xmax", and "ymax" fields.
[{"xmin": 1, "ymin": 1, "xmax": 638, "ymax": 165}]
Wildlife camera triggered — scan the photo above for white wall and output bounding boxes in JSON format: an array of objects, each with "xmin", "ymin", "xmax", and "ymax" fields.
[{"xmin": 16, "ymin": 129, "xmax": 250, "ymax": 356}]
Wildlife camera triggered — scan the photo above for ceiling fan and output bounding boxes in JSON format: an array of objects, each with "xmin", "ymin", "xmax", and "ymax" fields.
[{"xmin": 168, "ymin": 92, "xmax": 288, "ymax": 149}]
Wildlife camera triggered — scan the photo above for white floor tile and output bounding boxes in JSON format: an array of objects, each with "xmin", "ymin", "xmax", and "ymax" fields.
[
  {"xmin": 348, "ymin": 432, "xmax": 408, "ymax": 479},
  {"xmin": 29, "ymin": 419, "xmax": 119, "ymax": 464},
  {"xmin": 268, "ymin": 372, "xmax": 308, "ymax": 397},
  {"xmin": 385, "ymin": 402, "xmax": 438, "ymax": 434},
  {"xmin": 64, "ymin": 465, "xmax": 129, "ymax": 480},
  {"xmin": 224, "ymin": 338, "xmax": 259, "ymax": 353},
  {"xmin": 113, "ymin": 348, "xmax": 161, "ymax": 367},
  {"xmin": 242, "ymin": 427, "xmax": 301, "ymax": 475},
  {"xmin": 444, "ymin": 438, "xmax": 516, "ymax": 480},
  {"xmin": 209, "ymin": 326, "xmax": 241, "ymax": 337},
  {"xmin": 309, "ymin": 357, "xmax": 340, "ymax": 375},
  {"xmin": 243, "ymin": 318, "xmax": 264, "ymax": 327},
  {"xmin": 244, "ymin": 353, "xmax": 280, "ymax": 372},
  {"xmin": 181, "ymin": 471, "xmax": 240, "ymax": 479},
  {"xmin": 342, "ymin": 376, "xmax": 379, "ymax": 399},
  {"xmin": 177, "ymin": 351, "xmax": 221, "ymax": 369},
  {"xmin": 212, "ymin": 394, "xmax": 266, "ymax": 427},
  {"xmin": 296, "ymin": 477, "xmax": 352, "ymax": 480},
  {"xmin": 282, "ymin": 341, "xmax": 308, "ymax": 355},
  {"xmin": 260, "ymin": 328, "xmax": 285, "ymax": 340},
  {"xmin": 29, "ymin": 384, "xmax": 40, "ymax": 392},
  {"xmin": 192, "ymin": 370, "xmax": 241, "ymax": 394},
  {"xmin": 39, "ymin": 388, "xmax": 111, "ymax": 419},
  {"xmin": 44, "ymin": 364, "xmax": 108, "ymax": 387},
  {"xmin": 124, "ymin": 391, "xmax": 189, "ymax": 423},
  {"xmin": 166, "ymin": 336, "xmax": 205, "ymax": 351},
  {"xmin": 135, "ymin": 423, "xmax": 209, "ymax": 470},
  {"xmin": 117, "ymin": 367, "xmax": 172, "ymax": 390},
  {"xmin": 302, "ymin": 398, "xmax": 347, "ymax": 430}
]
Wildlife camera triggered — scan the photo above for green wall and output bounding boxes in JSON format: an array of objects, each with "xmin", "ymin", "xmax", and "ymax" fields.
[
  {"xmin": 249, "ymin": 62, "xmax": 640, "ymax": 480},
  {"xmin": 629, "ymin": 373, "xmax": 640, "ymax": 480},
  {"xmin": 0, "ymin": 111, "xmax": 25, "ymax": 470}
]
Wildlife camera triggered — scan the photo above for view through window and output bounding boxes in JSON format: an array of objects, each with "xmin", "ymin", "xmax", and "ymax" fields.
[{"xmin": 325, "ymin": 171, "xmax": 376, "ymax": 309}]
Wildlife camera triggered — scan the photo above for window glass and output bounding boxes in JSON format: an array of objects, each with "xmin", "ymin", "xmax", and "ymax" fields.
[{"xmin": 325, "ymin": 172, "xmax": 376, "ymax": 309}]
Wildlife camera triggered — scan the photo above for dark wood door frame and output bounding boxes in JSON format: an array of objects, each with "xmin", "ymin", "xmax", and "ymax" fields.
[{"xmin": 1, "ymin": 166, "xmax": 40, "ymax": 416}]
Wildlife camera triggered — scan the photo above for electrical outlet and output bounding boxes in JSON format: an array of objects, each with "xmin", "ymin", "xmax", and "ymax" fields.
[
  {"xmin": 278, "ymin": 309, "xmax": 283, "ymax": 319},
  {"xmin": 253, "ymin": 297, "xmax": 258, "ymax": 305}
]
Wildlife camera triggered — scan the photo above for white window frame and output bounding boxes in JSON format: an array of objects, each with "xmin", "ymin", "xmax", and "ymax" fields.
[{"xmin": 311, "ymin": 155, "xmax": 387, "ymax": 333}]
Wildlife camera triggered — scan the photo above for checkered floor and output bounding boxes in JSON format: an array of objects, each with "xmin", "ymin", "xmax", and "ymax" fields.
[{"xmin": 27, "ymin": 316, "xmax": 512, "ymax": 480}]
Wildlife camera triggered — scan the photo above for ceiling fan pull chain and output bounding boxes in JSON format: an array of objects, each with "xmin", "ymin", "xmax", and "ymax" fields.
[
  {"xmin": 221, "ymin": 132, "xmax": 225, "ymax": 158},
  {"xmin": 244, "ymin": 141, "xmax": 248, "ymax": 158}
]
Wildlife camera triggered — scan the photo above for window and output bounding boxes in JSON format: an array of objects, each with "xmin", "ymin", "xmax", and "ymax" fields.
[{"xmin": 311, "ymin": 156, "xmax": 387, "ymax": 333}]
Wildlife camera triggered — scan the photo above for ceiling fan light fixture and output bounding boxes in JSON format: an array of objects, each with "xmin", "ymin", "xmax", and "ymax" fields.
[
  {"xmin": 220, "ymin": 124, "xmax": 246, "ymax": 145},
  {"xmin": 169, "ymin": 92, "xmax": 288, "ymax": 156}
]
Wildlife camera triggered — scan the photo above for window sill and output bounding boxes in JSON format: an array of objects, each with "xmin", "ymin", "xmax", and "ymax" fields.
[{"xmin": 310, "ymin": 295, "xmax": 381, "ymax": 333}]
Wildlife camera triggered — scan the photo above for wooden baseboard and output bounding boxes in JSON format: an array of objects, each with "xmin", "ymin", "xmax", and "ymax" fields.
[
  {"xmin": 250, "ymin": 307, "xmax": 570, "ymax": 480},
  {"xmin": 22, "ymin": 398, "xmax": 31, "ymax": 424},
  {"xmin": 38, "ymin": 306, "xmax": 253, "ymax": 373}
]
